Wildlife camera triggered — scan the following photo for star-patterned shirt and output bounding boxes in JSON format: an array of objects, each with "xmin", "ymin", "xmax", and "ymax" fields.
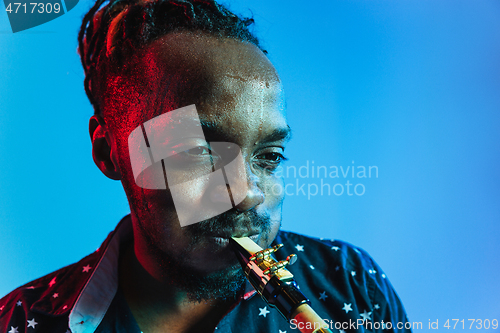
[{"xmin": 0, "ymin": 216, "xmax": 411, "ymax": 333}]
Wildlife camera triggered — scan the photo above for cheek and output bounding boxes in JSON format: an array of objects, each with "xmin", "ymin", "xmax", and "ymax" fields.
[
  {"xmin": 137, "ymin": 170, "xmax": 238, "ymax": 228},
  {"xmin": 261, "ymin": 175, "xmax": 284, "ymax": 243},
  {"xmin": 262, "ymin": 175, "xmax": 286, "ymax": 211},
  {"xmin": 163, "ymin": 174, "xmax": 209, "ymax": 211}
]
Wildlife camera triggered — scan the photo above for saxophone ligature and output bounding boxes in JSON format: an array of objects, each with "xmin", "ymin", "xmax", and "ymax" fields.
[{"xmin": 230, "ymin": 237, "xmax": 333, "ymax": 333}]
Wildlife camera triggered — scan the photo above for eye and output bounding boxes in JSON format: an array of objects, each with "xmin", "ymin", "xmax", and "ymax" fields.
[
  {"xmin": 182, "ymin": 146, "xmax": 211, "ymax": 156},
  {"xmin": 162, "ymin": 140, "xmax": 216, "ymax": 171},
  {"xmin": 257, "ymin": 152, "xmax": 285, "ymax": 162},
  {"xmin": 255, "ymin": 151, "xmax": 288, "ymax": 172}
]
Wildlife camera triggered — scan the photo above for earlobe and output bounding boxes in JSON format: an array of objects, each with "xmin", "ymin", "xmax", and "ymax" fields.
[{"xmin": 89, "ymin": 115, "xmax": 122, "ymax": 180}]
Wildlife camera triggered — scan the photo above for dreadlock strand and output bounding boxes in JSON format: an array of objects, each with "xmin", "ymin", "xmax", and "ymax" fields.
[
  {"xmin": 78, "ymin": 0, "xmax": 266, "ymax": 116},
  {"xmin": 172, "ymin": 0, "xmax": 196, "ymax": 21}
]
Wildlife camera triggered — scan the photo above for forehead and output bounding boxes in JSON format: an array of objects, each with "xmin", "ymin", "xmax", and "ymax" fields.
[
  {"xmin": 145, "ymin": 31, "xmax": 280, "ymax": 82},
  {"xmin": 111, "ymin": 32, "xmax": 287, "ymax": 141}
]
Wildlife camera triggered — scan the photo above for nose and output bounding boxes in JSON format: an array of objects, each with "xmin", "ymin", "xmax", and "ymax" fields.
[
  {"xmin": 232, "ymin": 172, "xmax": 265, "ymax": 212},
  {"xmin": 208, "ymin": 142, "xmax": 264, "ymax": 212},
  {"xmin": 209, "ymin": 171, "xmax": 264, "ymax": 212}
]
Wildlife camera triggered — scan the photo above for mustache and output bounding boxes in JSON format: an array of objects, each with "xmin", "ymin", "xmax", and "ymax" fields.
[{"xmin": 184, "ymin": 208, "xmax": 271, "ymax": 237}]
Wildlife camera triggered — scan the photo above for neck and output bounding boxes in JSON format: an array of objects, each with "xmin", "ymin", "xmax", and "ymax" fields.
[{"xmin": 118, "ymin": 239, "xmax": 239, "ymax": 333}]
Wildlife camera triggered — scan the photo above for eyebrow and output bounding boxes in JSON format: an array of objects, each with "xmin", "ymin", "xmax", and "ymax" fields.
[
  {"xmin": 258, "ymin": 126, "xmax": 292, "ymax": 145},
  {"xmin": 198, "ymin": 119, "xmax": 292, "ymax": 144},
  {"xmin": 198, "ymin": 120, "xmax": 231, "ymax": 142}
]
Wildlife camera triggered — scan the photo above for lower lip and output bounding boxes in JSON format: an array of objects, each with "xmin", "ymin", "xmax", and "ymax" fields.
[{"xmin": 210, "ymin": 234, "xmax": 259, "ymax": 247}]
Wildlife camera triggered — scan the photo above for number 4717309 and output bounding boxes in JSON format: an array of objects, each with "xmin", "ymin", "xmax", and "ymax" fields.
[
  {"xmin": 443, "ymin": 319, "xmax": 498, "ymax": 330},
  {"xmin": 5, "ymin": 2, "xmax": 61, "ymax": 14}
]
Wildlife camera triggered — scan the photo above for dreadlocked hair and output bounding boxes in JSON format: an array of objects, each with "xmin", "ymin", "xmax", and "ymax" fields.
[{"xmin": 78, "ymin": 0, "xmax": 265, "ymax": 115}]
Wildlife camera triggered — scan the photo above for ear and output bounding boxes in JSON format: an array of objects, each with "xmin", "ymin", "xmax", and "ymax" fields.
[{"xmin": 89, "ymin": 115, "xmax": 122, "ymax": 180}]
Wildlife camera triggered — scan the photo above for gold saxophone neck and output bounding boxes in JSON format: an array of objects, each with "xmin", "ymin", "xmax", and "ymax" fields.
[{"xmin": 230, "ymin": 236, "xmax": 333, "ymax": 333}]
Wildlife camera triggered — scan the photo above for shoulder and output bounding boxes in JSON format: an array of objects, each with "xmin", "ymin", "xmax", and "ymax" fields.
[
  {"xmin": 274, "ymin": 230, "xmax": 387, "ymax": 289},
  {"xmin": 276, "ymin": 230, "xmax": 396, "ymax": 300},
  {"xmin": 274, "ymin": 230, "xmax": 411, "ymax": 331},
  {"xmin": 274, "ymin": 230, "xmax": 378, "ymax": 273},
  {"xmin": 0, "ymin": 216, "xmax": 130, "ymax": 333},
  {"xmin": 0, "ymin": 250, "xmax": 100, "ymax": 333}
]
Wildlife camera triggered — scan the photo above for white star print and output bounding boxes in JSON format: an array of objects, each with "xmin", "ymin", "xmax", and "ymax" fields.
[
  {"xmin": 16, "ymin": 300, "xmax": 22, "ymax": 306},
  {"xmin": 8, "ymin": 327, "xmax": 19, "ymax": 333},
  {"xmin": 0, "ymin": 305, "xmax": 4, "ymax": 311},
  {"xmin": 62, "ymin": 305, "xmax": 68, "ymax": 310},
  {"xmin": 368, "ymin": 269, "xmax": 377, "ymax": 274},
  {"xmin": 331, "ymin": 246, "xmax": 340, "ymax": 251},
  {"xmin": 27, "ymin": 318, "xmax": 38, "ymax": 329},
  {"xmin": 49, "ymin": 277, "xmax": 57, "ymax": 288},
  {"xmin": 82, "ymin": 265, "xmax": 92, "ymax": 273},
  {"xmin": 259, "ymin": 306, "xmax": 270, "ymax": 317},
  {"xmin": 381, "ymin": 273, "xmax": 386, "ymax": 278},
  {"xmin": 342, "ymin": 303, "xmax": 353, "ymax": 313},
  {"xmin": 351, "ymin": 271, "xmax": 356, "ymax": 277},
  {"xmin": 295, "ymin": 244, "xmax": 304, "ymax": 252},
  {"xmin": 53, "ymin": 293, "xmax": 59, "ymax": 298},
  {"xmin": 360, "ymin": 310, "xmax": 372, "ymax": 321},
  {"xmin": 354, "ymin": 248, "xmax": 360, "ymax": 254},
  {"xmin": 374, "ymin": 304, "xmax": 380, "ymax": 310},
  {"xmin": 319, "ymin": 291, "xmax": 328, "ymax": 301},
  {"xmin": 309, "ymin": 265, "xmax": 315, "ymax": 270}
]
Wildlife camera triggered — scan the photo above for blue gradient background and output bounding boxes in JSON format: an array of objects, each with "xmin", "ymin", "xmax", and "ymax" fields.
[{"xmin": 1, "ymin": 0, "xmax": 499, "ymax": 331}]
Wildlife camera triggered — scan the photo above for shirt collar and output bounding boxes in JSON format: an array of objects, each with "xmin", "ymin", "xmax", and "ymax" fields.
[
  {"xmin": 69, "ymin": 215, "xmax": 133, "ymax": 333},
  {"xmin": 67, "ymin": 215, "xmax": 256, "ymax": 333}
]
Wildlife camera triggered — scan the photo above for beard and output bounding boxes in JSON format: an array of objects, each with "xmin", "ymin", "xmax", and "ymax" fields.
[{"xmin": 135, "ymin": 208, "xmax": 276, "ymax": 302}]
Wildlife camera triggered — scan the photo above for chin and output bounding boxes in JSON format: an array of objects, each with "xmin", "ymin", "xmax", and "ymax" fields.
[
  {"xmin": 176, "ymin": 259, "xmax": 247, "ymax": 302},
  {"xmin": 186, "ymin": 244, "xmax": 242, "ymax": 275}
]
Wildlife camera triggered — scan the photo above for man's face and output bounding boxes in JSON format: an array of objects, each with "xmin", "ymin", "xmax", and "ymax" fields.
[{"xmin": 103, "ymin": 32, "xmax": 288, "ymax": 291}]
